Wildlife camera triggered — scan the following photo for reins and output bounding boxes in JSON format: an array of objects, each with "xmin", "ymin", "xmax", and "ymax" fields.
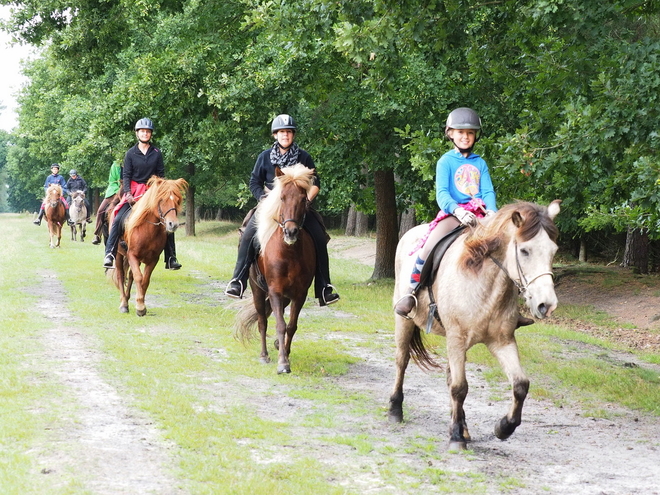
[{"xmin": 489, "ymin": 240, "xmax": 554, "ymax": 295}]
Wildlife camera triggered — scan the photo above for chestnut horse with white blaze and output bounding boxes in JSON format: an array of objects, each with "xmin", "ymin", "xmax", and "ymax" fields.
[
  {"xmin": 389, "ymin": 200, "xmax": 561, "ymax": 450},
  {"xmin": 234, "ymin": 164, "xmax": 316, "ymax": 374}
]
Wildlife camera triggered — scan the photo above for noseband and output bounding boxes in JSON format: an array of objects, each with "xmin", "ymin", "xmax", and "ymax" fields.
[
  {"xmin": 279, "ymin": 211, "xmax": 306, "ymax": 232},
  {"xmin": 147, "ymin": 201, "xmax": 178, "ymax": 227},
  {"xmin": 489, "ymin": 240, "xmax": 554, "ymax": 295}
]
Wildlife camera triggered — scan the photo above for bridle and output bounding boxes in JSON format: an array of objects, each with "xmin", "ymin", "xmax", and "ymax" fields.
[
  {"xmin": 278, "ymin": 211, "xmax": 306, "ymax": 232},
  {"xmin": 147, "ymin": 201, "xmax": 178, "ymax": 227},
  {"xmin": 489, "ymin": 240, "xmax": 554, "ymax": 295}
]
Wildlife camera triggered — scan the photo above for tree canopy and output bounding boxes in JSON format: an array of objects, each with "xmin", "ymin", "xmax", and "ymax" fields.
[{"xmin": 2, "ymin": 0, "xmax": 660, "ymax": 275}]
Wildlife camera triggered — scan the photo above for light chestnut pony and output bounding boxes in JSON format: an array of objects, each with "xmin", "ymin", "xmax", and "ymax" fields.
[
  {"xmin": 68, "ymin": 190, "xmax": 87, "ymax": 242},
  {"xmin": 43, "ymin": 184, "xmax": 66, "ymax": 248},
  {"xmin": 111, "ymin": 176, "xmax": 188, "ymax": 316},
  {"xmin": 389, "ymin": 200, "xmax": 561, "ymax": 451},
  {"xmin": 235, "ymin": 164, "xmax": 316, "ymax": 374}
]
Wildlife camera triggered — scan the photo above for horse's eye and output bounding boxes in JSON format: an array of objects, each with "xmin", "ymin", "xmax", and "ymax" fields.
[{"xmin": 520, "ymin": 248, "xmax": 530, "ymax": 257}]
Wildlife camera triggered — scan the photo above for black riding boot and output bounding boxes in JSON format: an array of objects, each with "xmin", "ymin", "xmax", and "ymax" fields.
[
  {"xmin": 84, "ymin": 199, "xmax": 92, "ymax": 223},
  {"xmin": 225, "ymin": 216, "xmax": 257, "ymax": 299},
  {"xmin": 65, "ymin": 207, "xmax": 74, "ymax": 226},
  {"xmin": 304, "ymin": 213, "xmax": 339, "ymax": 306},
  {"xmin": 164, "ymin": 233, "xmax": 181, "ymax": 270},
  {"xmin": 33, "ymin": 209, "xmax": 44, "ymax": 225},
  {"xmin": 103, "ymin": 204, "xmax": 128, "ymax": 268}
]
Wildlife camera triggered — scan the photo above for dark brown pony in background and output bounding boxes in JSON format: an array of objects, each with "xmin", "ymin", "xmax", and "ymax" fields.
[
  {"xmin": 235, "ymin": 164, "xmax": 316, "ymax": 374},
  {"xmin": 43, "ymin": 184, "xmax": 66, "ymax": 248},
  {"xmin": 110, "ymin": 176, "xmax": 188, "ymax": 316}
]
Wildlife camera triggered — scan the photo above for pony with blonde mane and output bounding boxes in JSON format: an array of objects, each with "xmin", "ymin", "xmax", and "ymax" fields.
[
  {"xmin": 43, "ymin": 184, "xmax": 66, "ymax": 248},
  {"xmin": 389, "ymin": 200, "xmax": 561, "ymax": 450},
  {"xmin": 112, "ymin": 176, "xmax": 188, "ymax": 316},
  {"xmin": 235, "ymin": 164, "xmax": 316, "ymax": 374},
  {"xmin": 68, "ymin": 190, "xmax": 87, "ymax": 242}
]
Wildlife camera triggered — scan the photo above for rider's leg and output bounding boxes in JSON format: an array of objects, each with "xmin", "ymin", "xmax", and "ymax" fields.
[
  {"xmin": 225, "ymin": 216, "xmax": 258, "ymax": 298},
  {"xmin": 84, "ymin": 198, "xmax": 92, "ymax": 223},
  {"xmin": 164, "ymin": 233, "xmax": 182, "ymax": 270},
  {"xmin": 103, "ymin": 204, "xmax": 129, "ymax": 268},
  {"xmin": 33, "ymin": 204, "xmax": 45, "ymax": 225},
  {"xmin": 304, "ymin": 213, "xmax": 339, "ymax": 306},
  {"xmin": 395, "ymin": 215, "xmax": 460, "ymax": 318},
  {"xmin": 92, "ymin": 197, "xmax": 110, "ymax": 244}
]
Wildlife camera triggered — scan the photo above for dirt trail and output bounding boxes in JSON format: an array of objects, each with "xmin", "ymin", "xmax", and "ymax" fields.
[
  {"xmin": 33, "ymin": 270, "xmax": 184, "ymax": 494},
  {"xmin": 27, "ymin": 250, "xmax": 660, "ymax": 494}
]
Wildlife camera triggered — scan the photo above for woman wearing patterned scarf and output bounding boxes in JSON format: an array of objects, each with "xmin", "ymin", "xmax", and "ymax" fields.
[{"xmin": 225, "ymin": 114, "xmax": 340, "ymax": 306}]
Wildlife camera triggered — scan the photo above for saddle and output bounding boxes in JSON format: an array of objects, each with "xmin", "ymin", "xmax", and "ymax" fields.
[{"xmin": 415, "ymin": 225, "xmax": 466, "ymax": 332}]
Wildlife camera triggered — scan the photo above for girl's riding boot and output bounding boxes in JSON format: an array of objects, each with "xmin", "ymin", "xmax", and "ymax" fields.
[
  {"xmin": 394, "ymin": 284, "xmax": 420, "ymax": 319},
  {"xmin": 164, "ymin": 234, "xmax": 182, "ymax": 270},
  {"xmin": 65, "ymin": 208, "xmax": 74, "ymax": 226}
]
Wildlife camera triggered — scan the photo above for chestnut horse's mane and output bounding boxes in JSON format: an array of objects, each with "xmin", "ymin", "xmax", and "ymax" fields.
[
  {"xmin": 459, "ymin": 201, "xmax": 559, "ymax": 273},
  {"xmin": 256, "ymin": 164, "xmax": 315, "ymax": 249},
  {"xmin": 44, "ymin": 183, "xmax": 62, "ymax": 201},
  {"xmin": 125, "ymin": 176, "xmax": 188, "ymax": 238}
]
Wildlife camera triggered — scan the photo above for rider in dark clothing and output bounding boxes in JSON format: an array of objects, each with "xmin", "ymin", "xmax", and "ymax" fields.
[
  {"xmin": 102, "ymin": 118, "xmax": 181, "ymax": 270},
  {"xmin": 66, "ymin": 169, "xmax": 92, "ymax": 223},
  {"xmin": 225, "ymin": 114, "xmax": 340, "ymax": 306},
  {"xmin": 33, "ymin": 163, "xmax": 73, "ymax": 226}
]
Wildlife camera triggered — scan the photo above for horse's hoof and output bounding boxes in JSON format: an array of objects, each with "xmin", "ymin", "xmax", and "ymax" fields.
[
  {"xmin": 494, "ymin": 417, "xmax": 517, "ymax": 440},
  {"xmin": 448, "ymin": 441, "xmax": 468, "ymax": 452},
  {"xmin": 387, "ymin": 411, "xmax": 403, "ymax": 423},
  {"xmin": 260, "ymin": 356, "xmax": 271, "ymax": 364},
  {"xmin": 277, "ymin": 364, "xmax": 291, "ymax": 374},
  {"xmin": 120, "ymin": 306, "xmax": 129, "ymax": 314},
  {"xmin": 136, "ymin": 308, "xmax": 147, "ymax": 317}
]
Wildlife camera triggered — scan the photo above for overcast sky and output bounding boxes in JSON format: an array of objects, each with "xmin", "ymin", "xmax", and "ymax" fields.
[{"xmin": 0, "ymin": 6, "xmax": 36, "ymax": 132}]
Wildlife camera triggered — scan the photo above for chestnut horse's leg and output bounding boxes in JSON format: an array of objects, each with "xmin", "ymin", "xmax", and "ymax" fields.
[
  {"xmin": 283, "ymin": 297, "xmax": 302, "ymax": 359},
  {"xmin": 116, "ymin": 252, "xmax": 130, "ymax": 313},
  {"xmin": 445, "ymin": 334, "xmax": 469, "ymax": 451},
  {"xmin": 251, "ymin": 283, "xmax": 271, "ymax": 364},
  {"xmin": 488, "ymin": 339, "xmax": 529, "ymax": 441},
  {"xmin": 388, "ymin": 317, "xmax": 416, "ymax": 423},
  {"xmin": 128, "ymin": 255, "xmax": 152, "ymax": 317},
  {"xmin": 270, "ymin": 294, "xmax": 291, "ymax": 374}
]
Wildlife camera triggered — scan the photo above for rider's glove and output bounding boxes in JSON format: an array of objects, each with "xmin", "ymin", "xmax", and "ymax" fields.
[{"xmin": 454, "ymin": 207, "xmax": 477, "ymax": 226}]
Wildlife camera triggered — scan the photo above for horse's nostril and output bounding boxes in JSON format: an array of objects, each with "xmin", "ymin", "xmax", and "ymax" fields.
[{"xmin": 537, "ymin": 303, "xmax": 547, "ymax": 317}]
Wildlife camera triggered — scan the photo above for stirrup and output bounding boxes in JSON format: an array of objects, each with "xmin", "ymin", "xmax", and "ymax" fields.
[
  {"xmin": 225, "ymin": 278, "xmax": 245, "ymax": 299},
  {"xmin": 394, "ymin": 293, "xmax": 418, "ymax": 320},
  {"xmin": 321, "ymin": 284, "xmax": 340, "ymax": 306}
]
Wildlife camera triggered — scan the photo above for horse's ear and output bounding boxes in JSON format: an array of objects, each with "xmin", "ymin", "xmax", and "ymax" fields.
[
  {"xmin": 511, "ymin": 211, "xmax": 524, "ymax": 228},
  {"xmin": 547, "ymin": 199, "xmax": 561, "ymax": 220},
  {"xmin": 275, "ymin": 166, "xmax": 283, "ymax": 177}
]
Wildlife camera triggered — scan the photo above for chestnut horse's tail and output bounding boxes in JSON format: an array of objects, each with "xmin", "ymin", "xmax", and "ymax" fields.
[
  {"xmin": 234, "ymin": 298, "xmax": 272, "ymax": 344},
  {"xmin": 409, "ymin": 326, "xmax": 443, "ymax": 371}
]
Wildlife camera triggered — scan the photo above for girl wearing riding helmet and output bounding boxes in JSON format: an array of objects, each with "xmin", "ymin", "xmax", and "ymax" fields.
[
  {"xmin": 103, "ymin": 118, "xmax": 182, "ymax": 270},
  {"xmin": 225, "ymin": 114, "xmax": 340, "ymax": 306},
  {"xmin": 395, "ymin": 108, "xmax": 499, "ymax": 317}
]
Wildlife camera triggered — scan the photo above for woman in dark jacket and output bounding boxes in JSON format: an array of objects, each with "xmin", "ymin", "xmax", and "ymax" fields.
[{"xmin": 225, "ymin": 114, "xmax": 339, "ymax": 306}]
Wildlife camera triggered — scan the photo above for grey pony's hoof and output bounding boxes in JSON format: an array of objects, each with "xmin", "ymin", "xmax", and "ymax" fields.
[
  {"xmin": 120, "ymin": 306, "xmax": 129, "ymax": 314},
  {"xmin": 277, "ymin": 364, "xmax": 291, "ymax": 374}
]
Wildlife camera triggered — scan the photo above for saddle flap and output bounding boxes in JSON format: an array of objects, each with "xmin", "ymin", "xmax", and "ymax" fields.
[{"xmin": 418, "ymin": 225, "xmax": 465, "ymax": 289}]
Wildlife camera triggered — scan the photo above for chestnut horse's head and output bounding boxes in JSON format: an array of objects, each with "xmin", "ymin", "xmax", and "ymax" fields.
[
  {"xmin": 256, "ymin": 164, "xmax": 315, "ymax": 248},
  {"xmin": 45, "ymin": 184, "xmax": 63, "ymax": 208}
]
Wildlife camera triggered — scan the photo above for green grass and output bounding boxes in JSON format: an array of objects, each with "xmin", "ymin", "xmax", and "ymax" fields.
[{"xmin": 2, "ymin": 213, "xmax": 660, "ymax": 493}]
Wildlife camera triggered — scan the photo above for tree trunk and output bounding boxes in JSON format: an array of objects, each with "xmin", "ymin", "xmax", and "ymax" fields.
[
  {"xmin": 345, "ymin": 204, "xmax": 356, "ymax": 236},
  {"xmin": 579, "ymin": 238, "xmax": 587, "ymax": 262},
  {"xmin": 185, "ymin": 162, "xmax": 196, "ymax": 236},
  {"xmin": 622, "ymin": 227, "xmax": 649, "ymax": 274},
  {"xmin": 371, "ymin": 168, "xmax": 398, "ymax": 279},
  {"xmin": 399, "ymin": 208, "xmax": 416, "ymax": 239},
  {"xmin": 355, "ymin": 210, "xmax": 368, "ymax": 236}
]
